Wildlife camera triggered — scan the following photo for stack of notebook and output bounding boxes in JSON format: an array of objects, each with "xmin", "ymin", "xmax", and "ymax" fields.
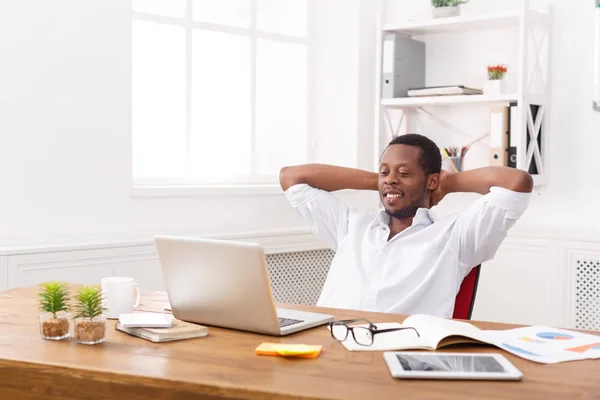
[
  {"xmin": 407, "ymin": 85, "xmax": 483, "ymax": 97},
  {"xmin": 116, "ymin": 317, "xmax": 208, "ymax": 342}
]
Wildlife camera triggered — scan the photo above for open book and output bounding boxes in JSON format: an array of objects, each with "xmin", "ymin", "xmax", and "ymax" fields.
[{"xmin": 338, "ymin": 314, "xmax": 600, "ymax": 364}]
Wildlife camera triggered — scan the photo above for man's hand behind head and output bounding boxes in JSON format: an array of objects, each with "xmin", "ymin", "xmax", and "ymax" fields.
[{"xmin": 430, "ymin": 169, "xmax": 451, "ymax": 207}]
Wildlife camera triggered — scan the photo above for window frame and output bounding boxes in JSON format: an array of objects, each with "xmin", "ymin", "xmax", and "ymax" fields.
[{"xmin": 130, "ymin": 0, "xmax": 314, "ymax": 197}]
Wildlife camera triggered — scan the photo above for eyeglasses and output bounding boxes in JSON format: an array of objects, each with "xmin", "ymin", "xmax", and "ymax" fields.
[{"xmin": 329, "ymin": 318, "xmax": 420, "ymax": 346}]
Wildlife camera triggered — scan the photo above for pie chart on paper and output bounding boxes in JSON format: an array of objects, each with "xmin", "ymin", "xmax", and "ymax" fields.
[{"xmin": 536, "ymin": 332, "xmax": 574, "ymax": 340}]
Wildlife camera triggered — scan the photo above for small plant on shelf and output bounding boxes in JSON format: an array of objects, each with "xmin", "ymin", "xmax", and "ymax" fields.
[
  {"xmin": 430, "ymin": 0, "xmax": 470, "ymax": 18},
  {"xmin": 431, "ymin": 0, "xmax": 470, "ymax": 7},
  {"xmin": 73, "ymin": 286, "xmax": 107, "ymax": 345},
  {"xmin": 38, "ymin": 282, "xmax": 71, "ymax": 340},
  {"xmin": 487, "ymin": 64, "xmax": 507, "ymax": 80}
]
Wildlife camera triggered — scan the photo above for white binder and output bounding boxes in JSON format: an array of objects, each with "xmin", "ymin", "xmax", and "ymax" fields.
[{"xmin": 489, "ymin": 106, "xmax": 509, "ymax": 167}]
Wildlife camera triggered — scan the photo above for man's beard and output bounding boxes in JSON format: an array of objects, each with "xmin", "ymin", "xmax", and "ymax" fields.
[{"xmin": 384, "ymin": 187, "xmax": 427, "ymax": 219}]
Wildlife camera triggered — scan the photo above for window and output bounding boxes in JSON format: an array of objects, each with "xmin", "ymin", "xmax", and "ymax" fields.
[{"xmin": 132, "ymin": 0, "xmax": 310, "ymax": 194}]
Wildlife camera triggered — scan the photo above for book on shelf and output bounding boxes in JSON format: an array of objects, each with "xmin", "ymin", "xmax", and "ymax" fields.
[
  {"xmin": 407, "ymin": 85, "xmax": 483, "ymax": 97},
  {"xmin": 337, "ymin": 314, "xmax": 600, "ymax": 364},
  {"xmin": 115, "ymin": 318, "xmax": 208, "ymax": 342}
]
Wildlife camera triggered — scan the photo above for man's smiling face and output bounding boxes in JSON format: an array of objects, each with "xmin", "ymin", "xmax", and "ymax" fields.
[{"xmin": 378, "ymin": 144, "xmax": 430, "ymax": 219}]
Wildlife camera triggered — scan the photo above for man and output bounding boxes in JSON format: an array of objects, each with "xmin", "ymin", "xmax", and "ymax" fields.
[{"xmin": 279, "ymin": 133, "xmax": 532, "ymax": 318}]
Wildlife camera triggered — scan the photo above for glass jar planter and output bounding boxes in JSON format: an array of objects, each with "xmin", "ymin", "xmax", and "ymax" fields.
[
  {"xmin": 39, "ymin": 311, "xmax": 70, "ymax": 340},
  {"xmin": 74, "ymin": 316, "xmax": 106, "ymax": 345}
]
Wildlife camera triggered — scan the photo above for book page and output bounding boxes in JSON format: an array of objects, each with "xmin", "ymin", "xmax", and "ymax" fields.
[{"xmin": 402, "ymin": 314, "xmax": 488, "ymax": 349}]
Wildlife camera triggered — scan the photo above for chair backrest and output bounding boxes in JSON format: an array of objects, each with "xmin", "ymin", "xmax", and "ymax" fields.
[{"xmin": 452, "ymin": 265, "xmax": 481, "ymax": 320}]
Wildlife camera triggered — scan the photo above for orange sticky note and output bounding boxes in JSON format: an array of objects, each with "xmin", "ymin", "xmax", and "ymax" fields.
[{"xmin": 255, "ymin": 343, "xmax": 322, "ymax": 358}]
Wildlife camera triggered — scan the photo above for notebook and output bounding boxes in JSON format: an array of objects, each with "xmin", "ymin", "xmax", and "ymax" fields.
[
  {"xmin": 119, "ymin": 312, "xmax": 173, "ymax": 328},
  {"xmin": 407, "ymin": 85, "xmax": 483, "ymax": 97},
  {"xmin": 115, "ymin": 318, "xmax": 208, "ymax": 342},
  {"xmin": 336, "ymin": 314, "xmax": 600, "ymax": 364}
]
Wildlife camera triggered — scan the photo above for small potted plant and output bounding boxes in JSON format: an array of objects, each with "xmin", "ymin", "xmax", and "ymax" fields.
[
  {"xmin": 73, "ymin": 286, "xmax": 107, "ymax": 345},
  {"xmin": 38, "ymin": 282, "xmax": 71, "ymax": 340},
  {"xmin": 431, "ymin": 0, "xmax": 470, "ymax": 18},
  {"xmin": 484, "ymin": 64, "xmax": 508, "ymax": 94}
]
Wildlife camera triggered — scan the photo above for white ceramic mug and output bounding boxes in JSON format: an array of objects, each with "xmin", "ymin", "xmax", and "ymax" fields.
[{"xmin": 101, "ymin": 277, "xmax": 141, "ymax": 319}]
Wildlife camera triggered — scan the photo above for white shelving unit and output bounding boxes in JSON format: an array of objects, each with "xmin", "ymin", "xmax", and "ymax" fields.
[
  {"xmin": 374, "ymin": 0, "xmax": 552, "ymax": 187},
  {"xmin": 381, "ymin": 93, "xmax": 520, "ymax": 108}
]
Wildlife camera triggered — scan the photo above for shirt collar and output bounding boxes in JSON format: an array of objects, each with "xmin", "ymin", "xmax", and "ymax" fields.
[{"xmin": 376, "ymin": 207, "xmax": 436, "ymax": 228}]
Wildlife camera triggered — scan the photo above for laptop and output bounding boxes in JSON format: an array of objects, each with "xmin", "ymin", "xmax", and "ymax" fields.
[{"xmin": 153, "ymin": 235, "xmax": 334, "ymax": 336}]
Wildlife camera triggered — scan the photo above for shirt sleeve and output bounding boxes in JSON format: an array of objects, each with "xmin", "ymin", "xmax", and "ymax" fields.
[
  {"xmin": 451, "ymin": 186, "xmax": 531, "ymax": 267},
  {"xmin": 284, "ymin": 184, "xmax": 351, "ymax": 251}
]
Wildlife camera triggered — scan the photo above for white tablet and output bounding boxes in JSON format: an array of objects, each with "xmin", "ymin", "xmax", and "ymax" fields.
[{"xmin": 383, "ymin": 352, "xmax": 523, "ymax": 380}]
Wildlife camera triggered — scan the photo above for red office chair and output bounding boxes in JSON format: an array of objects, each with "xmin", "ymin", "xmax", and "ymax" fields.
[{"xmin": 452, "ymin": 265, "xmax": 481, "ymax": 320}]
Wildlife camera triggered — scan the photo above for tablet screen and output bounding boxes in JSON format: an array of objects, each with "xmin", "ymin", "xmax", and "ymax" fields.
[{"xmin": 395, "ymin": 354, "xmax": 506, "ymax": 373}]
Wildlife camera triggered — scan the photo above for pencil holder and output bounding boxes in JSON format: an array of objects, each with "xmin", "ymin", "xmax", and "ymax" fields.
[{"xmin": 443, "ymin": 156, "xmax": 464, "ymax": 173}]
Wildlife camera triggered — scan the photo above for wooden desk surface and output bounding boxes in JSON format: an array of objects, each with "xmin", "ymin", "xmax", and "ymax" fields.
[{"xmin": 0, "ymin": 286, "xmax": 597, "ymax": 400}]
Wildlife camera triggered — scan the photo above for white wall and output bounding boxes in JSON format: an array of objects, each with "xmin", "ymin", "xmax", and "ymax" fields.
[
  {"xmin": 381, "ymin": 0, "xmax": 600, "ymax": 229},
  {"xmin": 0, "ymin": 0, "xmax": 374, "ymax": 248}
]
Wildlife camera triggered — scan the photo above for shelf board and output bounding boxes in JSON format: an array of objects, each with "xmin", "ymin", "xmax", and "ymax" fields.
[
  {"xmin": 381, "ymin": 93, "xmax": 519, "ymax": 108},
  {"xmin": 383, "ymin": 11, "xmax": 522, "ymax": 36}
]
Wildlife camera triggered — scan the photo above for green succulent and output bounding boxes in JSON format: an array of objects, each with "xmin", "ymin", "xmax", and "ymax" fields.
[
  {"xmin": 38, "ymin": 282, "xmax": 70, "ymax": 318},
  {"xmin": 431, "ymin": 0, "xmax": 470, "ymax": 7},
  {"xmin": 73, "ymin": 286, "xmax": 106, "ymax": 321}
]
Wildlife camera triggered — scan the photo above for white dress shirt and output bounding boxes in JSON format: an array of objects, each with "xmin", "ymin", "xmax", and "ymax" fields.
[{"xmin": 285, "ymin": 184, "xmax": 531, "ymax": 318}]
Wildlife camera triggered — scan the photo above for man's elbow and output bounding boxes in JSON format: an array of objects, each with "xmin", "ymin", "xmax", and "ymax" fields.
[
  {"xmin": 511, "ymin": 171, "xmax": 534, "ymax": 193},
  {"xmin": 279, "ymin": 166, "xmax": 301, "ymax": 192}
]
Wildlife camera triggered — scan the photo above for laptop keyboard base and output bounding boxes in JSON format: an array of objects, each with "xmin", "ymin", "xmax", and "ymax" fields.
[{"xmin": 278, "ymin": 317, "xmax": 303, "ymax": 328}]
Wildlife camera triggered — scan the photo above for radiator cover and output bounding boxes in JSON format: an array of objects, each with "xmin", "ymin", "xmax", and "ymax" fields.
[
  {"xmin": 266, "ymin": 249, "xmax": 334, "ymax": 305},
  {"xmin": 574, "ymin": 260, "xmax": 600, "ymax": 331}
]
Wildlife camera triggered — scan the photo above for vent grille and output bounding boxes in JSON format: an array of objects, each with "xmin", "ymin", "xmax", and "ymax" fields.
[
  {"xmin": 266, "ymin": 249, "xmax": 334, "ymax": 305},
  {"xmin": 574, "ymin": 260, "xmax": 600, "ymax": 331}
]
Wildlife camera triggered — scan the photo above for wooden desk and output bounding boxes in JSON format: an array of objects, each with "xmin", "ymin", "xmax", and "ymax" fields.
[{"xmin": 0, "ymin": 286, "xmax": 597, "ymax": 400}]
